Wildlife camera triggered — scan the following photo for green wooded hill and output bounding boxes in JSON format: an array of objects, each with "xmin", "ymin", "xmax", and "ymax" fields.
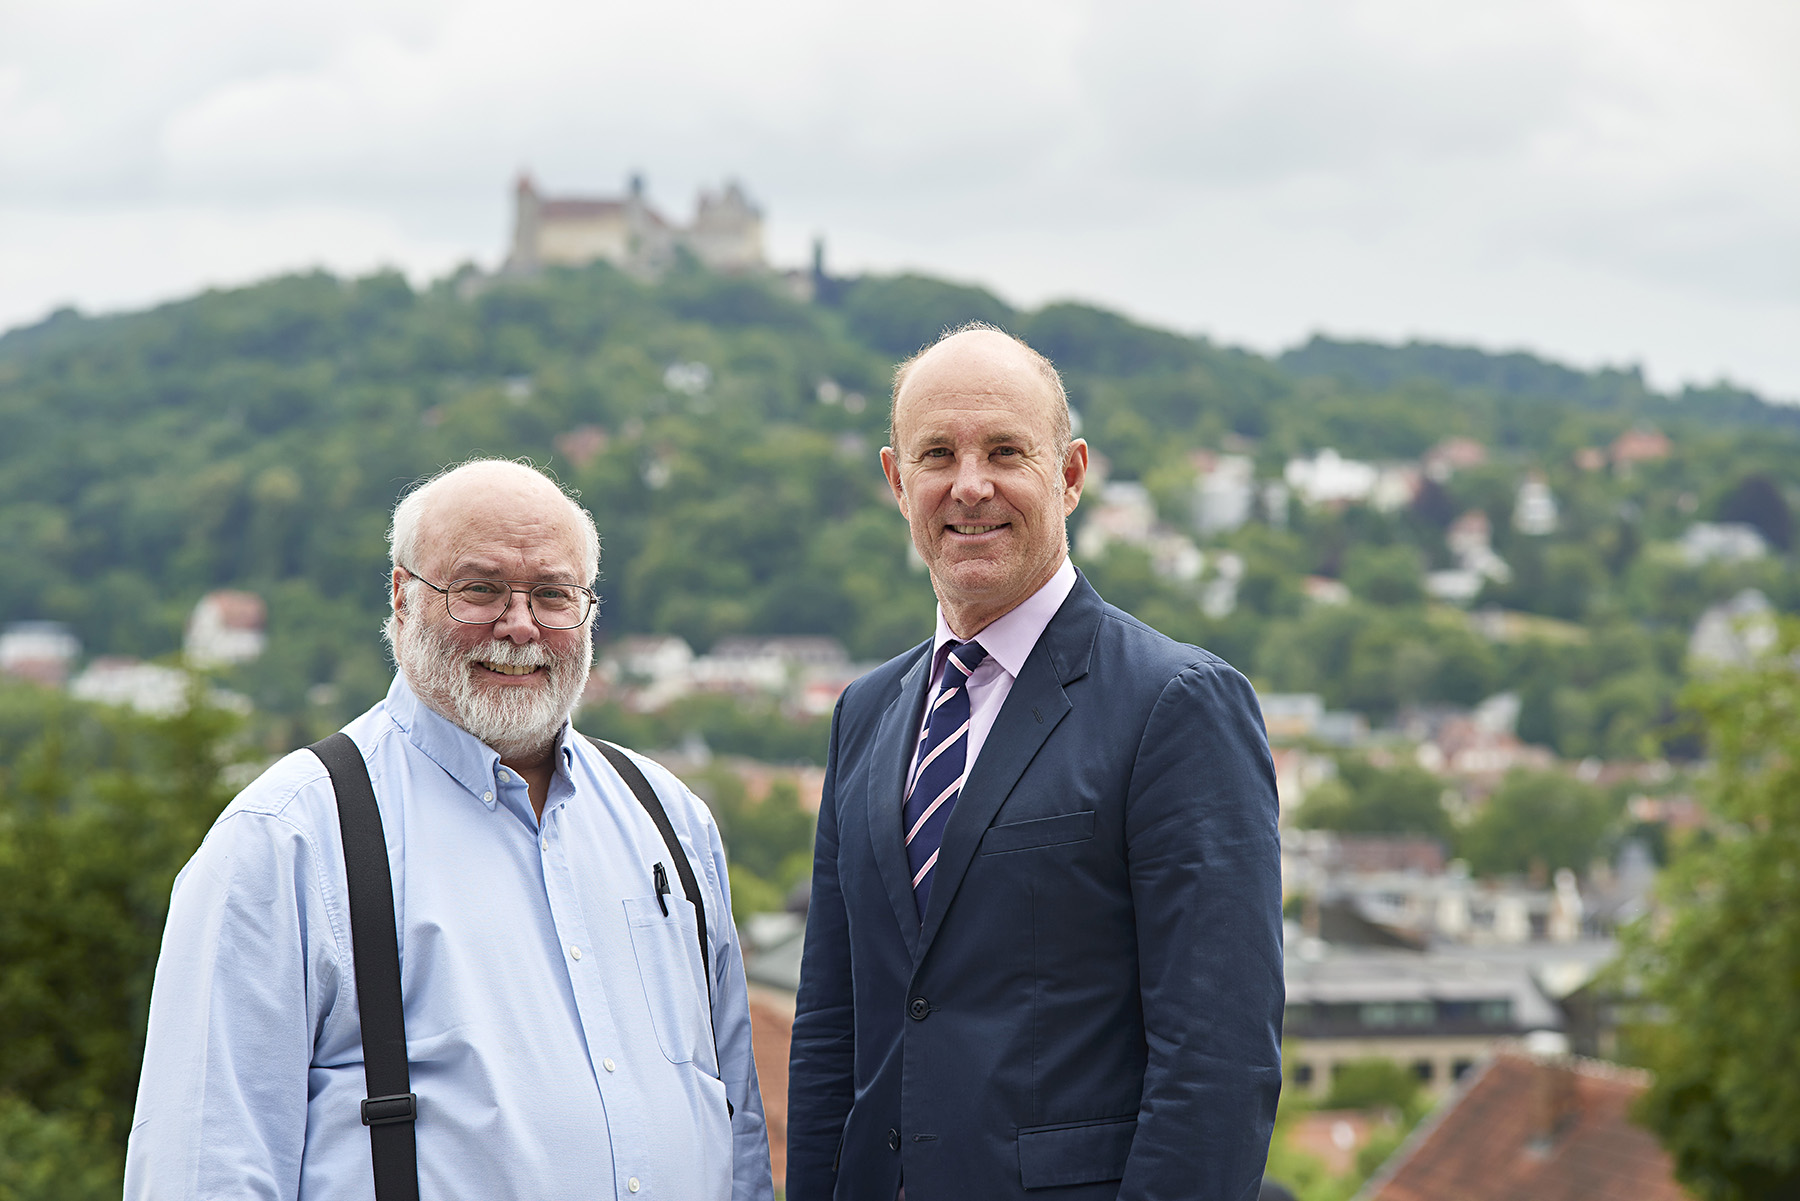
[{"xmin": 2, "ymin": 260, "xmax": 1796, "ymax": 758}]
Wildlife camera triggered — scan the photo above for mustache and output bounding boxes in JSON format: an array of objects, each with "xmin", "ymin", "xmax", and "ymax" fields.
[{"xmin": 465, "ymin": 640, "xmax": 554, "ymax": 667}]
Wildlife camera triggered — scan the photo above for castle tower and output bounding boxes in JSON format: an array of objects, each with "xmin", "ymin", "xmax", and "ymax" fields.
[
  {"xmin": 505, "ymin": 172, "xmax": 543, "ymax": 274},
  {"xmin": 688, "ymin": 179, "xmax": 765, "ymax": 272}
]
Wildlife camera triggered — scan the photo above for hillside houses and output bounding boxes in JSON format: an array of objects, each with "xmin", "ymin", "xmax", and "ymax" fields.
[
  {"xmin": 0, "ymin": 590, "xmax": 267, "ymax": 714},
  {"xmin": 592, "ymin": 634, "xmax": 869, "ymax": 716},
  {"xmin": 0, "ymin": 621, "xmax": 79, "ymax": 686}
]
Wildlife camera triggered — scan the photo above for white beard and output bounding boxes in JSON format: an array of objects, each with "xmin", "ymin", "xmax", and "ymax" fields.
[{"xmin": 394, "ymin": 610, "xmax": 592, "ymax": 761}]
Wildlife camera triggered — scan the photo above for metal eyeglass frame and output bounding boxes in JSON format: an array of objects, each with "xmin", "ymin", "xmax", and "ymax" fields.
[{"xmin": 400, "ymin": 567, "xmax": 597, "ymax": 630}]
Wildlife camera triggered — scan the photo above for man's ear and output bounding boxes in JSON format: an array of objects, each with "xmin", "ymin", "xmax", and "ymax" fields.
[
  {"xmin": 390, "ymin": 568, "xmax": 409, "ymax": 621},
  {"xmin": 880, "ymin": 446, "xmax": 907, "ymax": 512},
  {"xmin": 1062, "ymin": 439, "xmax": 1089, "ymax": 514}
]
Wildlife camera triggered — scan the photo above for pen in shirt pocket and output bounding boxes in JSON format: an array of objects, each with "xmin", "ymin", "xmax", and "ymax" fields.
[{"xmin": 653, "ymin": 861, "xmax": 670, "ymax": 915}]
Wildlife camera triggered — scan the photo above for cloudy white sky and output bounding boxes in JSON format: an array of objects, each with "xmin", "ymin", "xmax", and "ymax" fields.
[{"xmin": 3, "ymin": 0, "xmax": 1796, "ymax": 396}]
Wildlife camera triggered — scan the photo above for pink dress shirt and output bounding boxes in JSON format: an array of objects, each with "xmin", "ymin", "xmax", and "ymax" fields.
[{"xmin": 904, "ymin": 558, "xmax": 1078, "ymax": 797}]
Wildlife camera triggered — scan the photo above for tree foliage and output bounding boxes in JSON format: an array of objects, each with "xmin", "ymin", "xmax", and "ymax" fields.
[
  {"xmin": 0, "ymin": 681, "xmax": 246, "ymax": 1195},
  {"xmin": 1321, "ymin": 1058, "xmax": 1424, "ymax": 1119},
  {"xmin": 1459, "ymin": 769, "xmax": 1615, "ymax": 877},
  {"xmin": 1622, "ymin": 624, "xmax": 1800, "ymax": 1199},
  {"xmin": 2, "ymin": 263, "xmax": 1796, "ymax": 761},
  {"xmin": 1294, "ymin": 759, "xmax": 1452, "ymax": 841}
]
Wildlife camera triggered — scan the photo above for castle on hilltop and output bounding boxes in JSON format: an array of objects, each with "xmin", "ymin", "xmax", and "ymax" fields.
[{"xmin": 504, "ymin": 172, "xmax": 765, "ymax": 278}]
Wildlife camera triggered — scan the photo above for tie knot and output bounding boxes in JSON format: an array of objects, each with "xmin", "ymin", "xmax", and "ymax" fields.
[{"xmin": 944, "ymin": 640, "xmax": 988, "ymax": 681}]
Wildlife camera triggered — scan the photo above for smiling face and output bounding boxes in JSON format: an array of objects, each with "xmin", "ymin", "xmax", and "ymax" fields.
[
  {"xmin": 389, "ymin": 463, "xmax": 594, "ymax": 762},
  {"xmin": 882, "ymin": 330, "xmax": 1088, "ymax": 636}
]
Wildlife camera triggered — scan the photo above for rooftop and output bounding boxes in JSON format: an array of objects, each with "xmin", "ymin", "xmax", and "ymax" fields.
[{"xmin": 1362, "ymin": 1046, "xmax": 1686, "ymax": 1201}]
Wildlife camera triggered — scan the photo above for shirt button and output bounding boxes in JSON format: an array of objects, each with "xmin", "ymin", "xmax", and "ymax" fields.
[
  {"xmin": 482, "ymin": 791, "xmax": 493, "ymax": 802},
  {"xmin": 569, "ymin": 945, "xmax": 583, "ymax": 961},
  {"xmin": 541, "ymin": 839, "xmax": 549, "ymax": 852},
  {"xmin": 604, "ymin": 1057, "xmax": 616, "ymax": 1072},
  {"xmin": 628, "ymin": 1178, "xmax": 640, "ymax": 1193}
]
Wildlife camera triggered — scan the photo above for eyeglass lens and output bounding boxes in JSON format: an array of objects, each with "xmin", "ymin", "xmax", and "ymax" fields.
[{"xmin": 444, "ymin": 580, "xmax": 591, "ymax": 628}]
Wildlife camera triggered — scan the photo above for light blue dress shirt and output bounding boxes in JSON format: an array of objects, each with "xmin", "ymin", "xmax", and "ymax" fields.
[{"xmin": 125, "ymin": 676, "xmax": 774, "ymax": 1201}]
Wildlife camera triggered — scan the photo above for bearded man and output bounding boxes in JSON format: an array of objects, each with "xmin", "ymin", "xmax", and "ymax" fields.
[{"xmin": 126, "ymin": 459, "xmax": 773, "ymax": 1201}]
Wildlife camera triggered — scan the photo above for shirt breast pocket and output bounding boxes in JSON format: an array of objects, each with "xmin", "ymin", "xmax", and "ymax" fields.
[{"xmin": 623, "ymin": 895, "xmax": 708, "ymax": 1065}]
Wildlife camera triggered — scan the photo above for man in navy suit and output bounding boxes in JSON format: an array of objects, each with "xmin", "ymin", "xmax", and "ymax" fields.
[{"xmin": 787, "ymin": 326, "xmax": 1284, "ymax": 1200}]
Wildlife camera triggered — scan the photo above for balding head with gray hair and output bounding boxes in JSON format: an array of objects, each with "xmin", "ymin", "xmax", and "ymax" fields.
[{"xmin": 388, "ymin": 458, "xmax": 600, "ymax": 583}]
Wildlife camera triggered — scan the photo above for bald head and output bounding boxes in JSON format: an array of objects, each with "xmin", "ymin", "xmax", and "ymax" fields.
[
  {"xmin": 881, "ymin": 325, "xmax": 1088, "ymax": 635},
  {"xmin": 891, "ymin": 325, "xmax": 1071, "ymax": 458},
  {"xmin": 389, "ymin": 459, "xmax": 600, "ymax": 583}
]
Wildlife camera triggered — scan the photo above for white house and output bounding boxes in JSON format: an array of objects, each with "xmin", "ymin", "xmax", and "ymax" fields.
[{"xmin": 184, "ymin": 590, "xmax": 267, "ymax": 668}]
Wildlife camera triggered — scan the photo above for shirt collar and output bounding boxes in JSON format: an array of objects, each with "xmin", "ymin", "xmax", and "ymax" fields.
[
  {"xmin": 383, "ymin": 674, "xmax": 574, "ymax": 810},
  {"xmin": 931, "ymin": 557, "xmax": 1077, "ymax": 682}
]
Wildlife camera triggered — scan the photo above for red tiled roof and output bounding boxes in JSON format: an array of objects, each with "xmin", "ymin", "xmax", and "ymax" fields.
[
  {"xmin": 748, "ymin": 987, "xmax": 794, "ymax": 1187},
  {"xmin": 1365, "ymin": 1047, "xmax": 1689, "ymax": 1201},
  {"xmin": 204, "ymin": 589, "xmax": 266, "ymax": 630}
]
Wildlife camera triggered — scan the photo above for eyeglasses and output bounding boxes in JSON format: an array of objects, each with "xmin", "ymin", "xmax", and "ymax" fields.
[{"xmin": 402, "ymin": 568, "xmax": 597, "ymax": 630}]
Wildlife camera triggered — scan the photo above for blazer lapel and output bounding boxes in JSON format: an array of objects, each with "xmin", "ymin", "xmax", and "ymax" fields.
[
  {"xmin": 866, "ymin": 645, "xmax": 935, "ymax": 958},
  {"xmin": 916, "ymin": 576, "xmax": 1103, "ymax": 955}
]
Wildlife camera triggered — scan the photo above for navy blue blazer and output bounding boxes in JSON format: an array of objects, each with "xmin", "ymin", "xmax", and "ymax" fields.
[{"xmin": 787, "ymin": 575, "xmax": 1284, "ymax": 1201}]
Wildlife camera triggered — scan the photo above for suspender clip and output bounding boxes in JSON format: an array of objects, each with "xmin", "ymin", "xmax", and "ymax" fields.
[{"xmin": 361, "ymin": 1093, "xmax": 418, "ymax": 1126}]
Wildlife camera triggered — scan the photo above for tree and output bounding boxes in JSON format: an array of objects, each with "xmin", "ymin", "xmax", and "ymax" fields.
[
  {"xmin": 1342, "ymin": 544, "xmax": 1426, "ymax": 607},
  {"xmin": 1322, "ymin": 1058, "xmax": 1423, "ymax": 1117},
  {"xmin": 1457, "ymin": 769, "xmax": 1613, "ymax": 877},
  {"xmin": 1295, "ymin": 759, "xmax": 1451, "ymax": 841},
  {"xmin": 839, "ymin": 274, "xmax": 1015, "ymax": 357},
  {"xmin": 1622, "ymin": 623, "xmax": 1800, "ymax": 1199},
  {"xmin": 0, "ymin": 682, "xmax": 245, "ymax": 1194},
  {"xmin": 0, "ymin": 1094, "xmax": 121, "ymax": 1201},
  {"xmin": 1716, "ymin": 472, "xmax": 1792, "ymax": 551}
]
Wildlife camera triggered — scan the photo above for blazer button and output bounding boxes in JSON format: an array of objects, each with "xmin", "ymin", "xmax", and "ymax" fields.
[
  {"xmin": 908, "ymin": 997, "xmax": 930, "ymax": 1021},
  {"xmin": 887, "ymin": 1128, "xmax": 901, "ymax": 1151}
]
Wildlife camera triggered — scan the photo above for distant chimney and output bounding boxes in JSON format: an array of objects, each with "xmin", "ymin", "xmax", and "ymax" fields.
[{"xmin": 1526, "ymin": 1058, "xmax": 1580, "ymax": 1155}]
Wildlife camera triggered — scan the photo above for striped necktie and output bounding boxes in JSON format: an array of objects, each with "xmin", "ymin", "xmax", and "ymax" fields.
[{"xmin": 903, "ymin": 640, "xmax": 988, "ymax": 920}]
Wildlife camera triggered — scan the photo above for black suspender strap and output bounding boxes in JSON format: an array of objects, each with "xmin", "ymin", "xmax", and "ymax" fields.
[
  {"xmin": 586, "ymin": 737, "xmax": 731, "ymax": 1117},
  {"xmin": 586, "ymin": 736, "xmax": 712, "ymax": 1006},
  {"xmin": 309, "ymin": 732, "xmax": 419, "ymax": 1201}
]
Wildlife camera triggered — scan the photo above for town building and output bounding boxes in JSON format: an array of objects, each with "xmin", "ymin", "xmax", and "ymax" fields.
[
  {"xmin": 1191, "ymin": 452, "xmax": 1257, "ymax": 536},
  {"xmin": 1687, "ymin": 588, "xmax": 1777, "ymax": 671},
  {"xmin": 1360, "ymin": 1045, "xmax": 1685, "ymax": 1200},
  {"xmin": 1679, "ymin": 521, "xmax": 1768, "ymax": 566},
  {"xmin": 589, "ymin": 633, "xmax": 868, "ymax": 717},
  {"xmin": 70, "ymin": 658, "xmax": 189, "ymax": 716},
  {"xmin": 1422, "ymin": 437, "xmax": 1488, "ymax": 482},
  {"xmin": 1282, "ymin": 940, "xmax": 1615, "ymax": 1101},
  {"xmin": 0, "ymin": 621, "xmax": 80, "ymax": 686},
  {"xmin": 1609, "ymin": 427, "xmax": 1672, "ymax": 470},
  {"xmin": 184, "ymin": 590, "xmax": 267, "ymax": 668},
  {"xmin": 1513, "ymin": 474, "xmax": 1559, "ymax": 535}
]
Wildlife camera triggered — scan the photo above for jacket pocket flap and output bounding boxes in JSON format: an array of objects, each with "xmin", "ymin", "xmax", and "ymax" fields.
[
  {"xmin": 1017, "ymin": 1115, "xmax": 1136, "ymax": 1189},
  {"xmin": 981, "ymin": 810, "xmax": 1096, "ymax": 856}
]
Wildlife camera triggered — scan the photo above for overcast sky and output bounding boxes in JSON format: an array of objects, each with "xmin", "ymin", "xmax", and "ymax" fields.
[{"xmin": 3, "ymin": 0, "xmax": 1796, "ymax": 397}]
